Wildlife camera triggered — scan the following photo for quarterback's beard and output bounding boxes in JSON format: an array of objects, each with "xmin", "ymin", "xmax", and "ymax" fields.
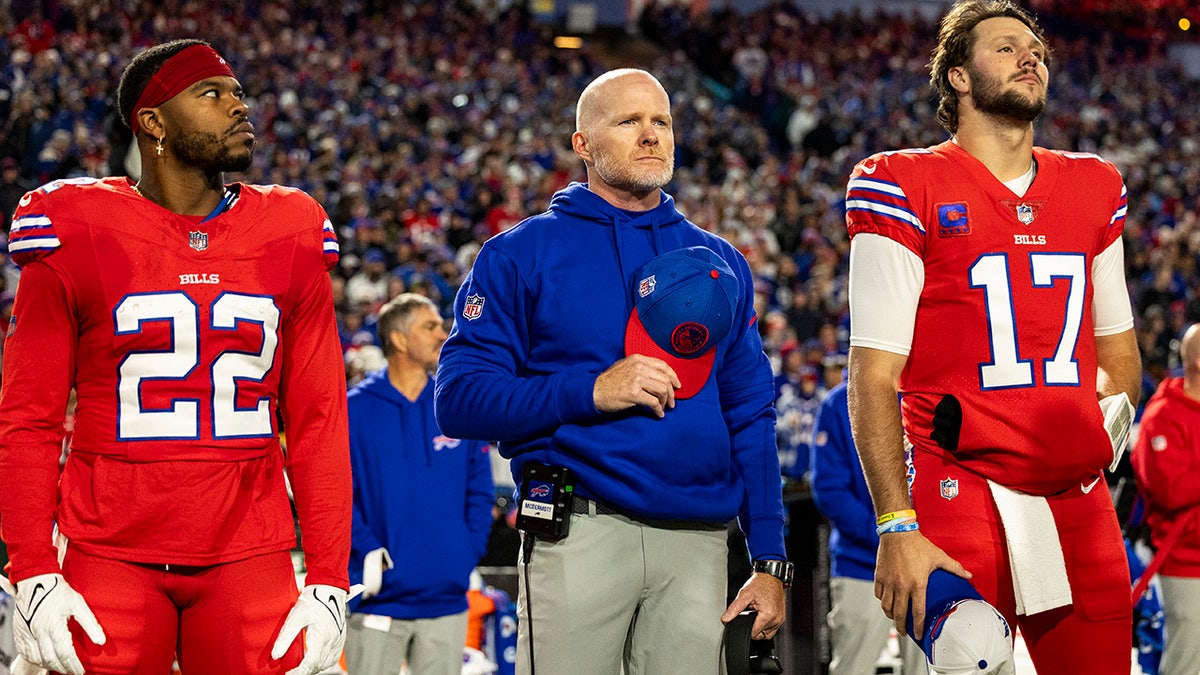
[
  {"xmin": 968, "ymin": 64, "xmax": 1046, "ymax": 124},
  {"xmin": 171, "ymin": 129, "xmax": 254, "ymax": 173},
  {"xmin": 591, "ymin": 147, "xmax": 674, "ymax": 195}
]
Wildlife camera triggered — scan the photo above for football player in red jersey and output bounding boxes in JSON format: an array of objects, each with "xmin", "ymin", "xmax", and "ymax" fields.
[
  {"xmin": 845, "ymin": 2, "xmax": 1140, "ymax": 673},
  {"xmin": 0, "ymin": 40, "xmax": 352, "ymax": 675}
]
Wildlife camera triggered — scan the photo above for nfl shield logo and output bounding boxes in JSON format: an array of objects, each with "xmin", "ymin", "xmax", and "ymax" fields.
[
  {"xmin": 1016, "ymin": 203, "xmax": 1034, "ymax": 225},
  {"xmin": 463, "ymin": 294, "xmax": 485, "ymax": 320},
  {"xmin": 638, "ymin": 274, "xmax": 657, "ymax": 298},
  {"xmin": 189, "ymin": 231, "xmax": 209, "ymax": 251},
  {"xmin": 940, "ymin": 477, "xmax": 959, "ymax": 500}
]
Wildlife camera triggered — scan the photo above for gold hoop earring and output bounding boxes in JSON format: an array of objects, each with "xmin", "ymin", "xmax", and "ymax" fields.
[{"xmin": 156, "ymin": 137, "xmax": 164, "ymax": 157}]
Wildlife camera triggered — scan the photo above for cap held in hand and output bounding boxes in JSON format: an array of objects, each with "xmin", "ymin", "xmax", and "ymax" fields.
[
  {"xmin": 624, "ymin": 246, "xmax": 739, "ymax": 399},
  {"xmin": 907, "ymin": 570, "xmax": 1014, "ymax": 675}
]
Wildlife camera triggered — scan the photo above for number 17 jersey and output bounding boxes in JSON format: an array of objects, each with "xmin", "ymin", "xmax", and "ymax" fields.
[{"xmin": 846, "ymin": 141, "xmax": 1128, "ymax": 495}]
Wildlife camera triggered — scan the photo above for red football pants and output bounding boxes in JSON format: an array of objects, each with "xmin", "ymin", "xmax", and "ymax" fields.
[
  {"xmin": 912, "ymin": 450, "xmax": 1132, "ymax": 674},
  {"xmin": 61, "ymin": 547, "xmax": 302, "ymax": 674}
]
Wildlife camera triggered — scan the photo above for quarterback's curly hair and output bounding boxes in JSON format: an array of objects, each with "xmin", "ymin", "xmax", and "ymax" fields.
[{"xmin": 929, "ymin": 0, "xmax": 1050, "ymax": 134}]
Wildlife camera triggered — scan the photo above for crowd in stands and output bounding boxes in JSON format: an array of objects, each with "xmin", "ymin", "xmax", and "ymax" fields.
[{"xmin": 1, "ymin": 0, "xmax": 1198, "ymax": 472}]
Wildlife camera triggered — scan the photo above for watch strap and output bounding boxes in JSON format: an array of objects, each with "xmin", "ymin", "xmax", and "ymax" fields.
[{"xmin": 752, "ymin": 559, "xmax": 794, "ymax": 588}]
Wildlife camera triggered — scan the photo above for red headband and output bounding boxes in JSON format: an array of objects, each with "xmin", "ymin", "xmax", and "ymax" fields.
[{"xmin": 130, "ymin": 44, "xmax": 235, "ymax": 135}]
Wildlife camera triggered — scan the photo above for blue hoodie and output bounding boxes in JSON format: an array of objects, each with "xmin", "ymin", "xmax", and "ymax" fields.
[
  {"xmin": 435, "ymin": 183, "xmax": 784, "ymax": 560},
  {"xmin": 809, "ymin": 381, "xmax": 878, "ymax": 580},
  {"xmin": 347, "ymin": 368, "xmax": 495, "ymax": 619}
]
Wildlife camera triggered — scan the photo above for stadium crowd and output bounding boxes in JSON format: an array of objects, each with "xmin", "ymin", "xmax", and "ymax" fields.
[
  {"xmin": 0, "ymin": 0, "xmax": 1197, "ymax": 489},
  {"xmin": 0, "ymin": 1, "xmax": 1198, "ymax": 672}
]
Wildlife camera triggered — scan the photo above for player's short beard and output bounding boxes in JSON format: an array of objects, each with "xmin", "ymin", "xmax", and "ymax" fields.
[
  {"xmin": 967, "ymin": 63, "xmax": 1046, "ymax": 124},
  {"xmin": 171, "ymin": 129, "xmax": 254, "ymax": 173},
  {"xmin": 591, "ymin": 145, "xmax": 674, "ymax": 196}
]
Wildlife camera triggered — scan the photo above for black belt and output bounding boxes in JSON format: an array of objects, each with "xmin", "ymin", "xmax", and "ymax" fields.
[
  {"xmin": 571, "ymin": 495, "xmax": 621, "ymax": 515},
  {"xmin": 571, "ymin": 494, "xmax": 726, "ymax": 530}
]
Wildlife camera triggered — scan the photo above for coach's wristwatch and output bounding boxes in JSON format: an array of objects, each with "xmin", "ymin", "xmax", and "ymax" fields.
[{"xmin": 752, "ymin": 559, "xmax": 794, "ymax": 589}]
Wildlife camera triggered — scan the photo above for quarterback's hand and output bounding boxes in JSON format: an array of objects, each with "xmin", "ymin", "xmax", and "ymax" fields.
[
  {"xmin": 875, "ymin": 531, "xmax": 970, "ymax": 635},
  {"xmin": 271, "ymin": 584, "xmax": 350, "ymax": 675},
  {"xmin": 12, "ymin": 573, "xmax": 106, "ymax": 675},
  {"xmin": 362, "ymin": 548, "xmax": 393, "ymax": 600}
]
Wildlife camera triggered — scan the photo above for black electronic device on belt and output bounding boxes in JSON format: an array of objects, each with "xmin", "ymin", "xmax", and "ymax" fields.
[{"xmin": 515, "ymin": 462, "xmax": 574, "ymax": 540}]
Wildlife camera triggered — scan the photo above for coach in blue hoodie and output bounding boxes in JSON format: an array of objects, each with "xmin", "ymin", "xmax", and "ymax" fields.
[
  {"xmin": 810, "ymin": 380, "xmax": 925, "ymax": 674},
  {"xmin": 345, "ymin": 293, "xmax": 494, "ymax": 675},
  {"xmin": 435, "ymin": 69, "xmax": 788, "ymax": 675}
]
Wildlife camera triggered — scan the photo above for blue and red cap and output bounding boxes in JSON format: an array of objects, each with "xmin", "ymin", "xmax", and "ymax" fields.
[
  {"xmin": 907, "ymin": 570, "xmax": 1014, "ymax": 675},
  {"xmin": 624, "ymin": 246, "xmax": 739, "ymax": 399}
]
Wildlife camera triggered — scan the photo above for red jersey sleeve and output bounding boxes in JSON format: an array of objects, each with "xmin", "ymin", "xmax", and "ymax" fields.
[
  {"xmin": 279, "ymin": 201, "xmax": 351, "ymax": 589},
  {"xmin": 845, "ymin": 152, "xmax": 929, "ymax": 258},
  {"xmin": 0, "ymin": 261, "xmax": 76, "ymax": 580},
  {"xmin": 8, "ymin": 184, "xmax": 65, "ymax": 265},
  {"xmin": 1102, "ymin": 165, "xmax": 1126, "ymax": 250},
  {"xmin": 321, "ymin": 215, "xmax": 340, "ymax": 271},
  {"xmin": 1059, "ymin": 152, "xmax": 1127, "ymax": 251}
]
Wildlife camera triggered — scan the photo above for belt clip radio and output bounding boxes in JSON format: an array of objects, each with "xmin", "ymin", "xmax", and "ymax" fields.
[{"xmin": 516, "ymin": 462, "xmax": 574, "ymax": 540}]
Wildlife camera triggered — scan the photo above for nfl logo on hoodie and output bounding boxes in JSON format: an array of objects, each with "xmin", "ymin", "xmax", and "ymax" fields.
[{"xmin": 463, "ymin": 294, "xmax": 485, "ymax": 320}]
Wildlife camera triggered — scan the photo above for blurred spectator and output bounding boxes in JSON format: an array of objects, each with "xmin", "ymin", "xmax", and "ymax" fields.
[
  {"xmin": 346, "ymin": 248, "xmax": 390, "ymax": 310},
  {"xmin": 1132, "ymin": 323, "xmax": 1200, "ymax": 675},
  {"xmin": 0, "ymin": 157, "xmax": 35, "ymax": 231},
  {"xmin": 776, "ymin": 358, "xmax": 824, "ymax": 481},
  {"xmin": 346, "ymin": 294, "xmax": 493, "ymax": 675}
]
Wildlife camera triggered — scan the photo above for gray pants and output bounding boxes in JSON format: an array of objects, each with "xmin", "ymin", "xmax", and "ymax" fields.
[
  {"xmin": 516, "ymin": 505, "xmax": 727, "ymax": 675},
  {"xmin": 1160, "ymin": 575, "xmax": 1200, "ymax": 675},
  {"xmin": 828, "ymin": 577, "xmax": 927, "ymax": 675},
  {"xmin": 0, "ymin": 591, "xmax": 13, "ymax": 675},
  {"xmin": 345, "ymin": 610, "xmax": 468, "ymax": 675}
]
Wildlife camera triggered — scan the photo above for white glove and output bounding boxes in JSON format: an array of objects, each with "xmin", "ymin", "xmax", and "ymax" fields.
[
  {"xmin": 12, "ymin": 573, "xmax": 106, "ymax": 675},
  {"xmin": 462, "ymin": 646, "xmax": 499, "ymax": 675},
  {"xmin": 270, "ymin": 584, "xmax": 351, "ymax": 675},
  {"xmin": 361, "ymin": 547, "xmax": 393, "ymax": 600},
  {"xmin": 11, "ymin": 656, "xmax": 50, "ymax": 675},
  {"xmin": 1100, "ymin": 392, "xmax": 1135, "ymax": 472}
]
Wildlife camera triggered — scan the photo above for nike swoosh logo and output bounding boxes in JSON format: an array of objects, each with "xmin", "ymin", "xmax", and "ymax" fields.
[
  {"xmin": 316, "ymin": 590, "xmax": 345, "ymax": 633},
  {"xmin": 15, "ymin": 578, "xmax": 58, "ymax": 629},
  {"xmin": 860, "ymin": 163, "xmax": 877, "ymax": 174}
]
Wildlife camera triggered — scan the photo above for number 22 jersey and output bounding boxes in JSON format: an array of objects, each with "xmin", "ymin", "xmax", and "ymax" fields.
[
  {"xmin": 846, "ymin": 141, "xmax": 1129, "ymax": 495},
  {"xmin": 0, "ymin": 177, "xmax": 351, "ymax": 586}
]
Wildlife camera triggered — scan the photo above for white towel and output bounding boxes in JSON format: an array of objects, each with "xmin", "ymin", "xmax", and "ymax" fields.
[{"xmin": 987, "ymin": 480, "xmax": 1073, "ymax": 615}]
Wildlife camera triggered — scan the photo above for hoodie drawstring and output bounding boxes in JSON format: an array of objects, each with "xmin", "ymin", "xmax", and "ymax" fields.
[
  {"xmin": 612, "ymin": 209, "xmax": 665, "ymax": 316},
  {"xmin": 612, "ymin": 212, "xmax": 629, "ymax": 313}
]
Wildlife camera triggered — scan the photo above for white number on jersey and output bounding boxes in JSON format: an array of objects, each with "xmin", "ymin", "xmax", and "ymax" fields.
[
  {"xmin": 115, "ymin": 291, "xmax": 281, "ymax": 440},
  {"xmin": 969, "ymin": 253, "xmax": 1085, "ymax": 390}
]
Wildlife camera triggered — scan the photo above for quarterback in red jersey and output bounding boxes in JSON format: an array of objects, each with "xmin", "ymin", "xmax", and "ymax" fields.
[
  {"xmin": 845, "ymin": 2, "xmax": 1140, "ymax": 673},
  {"xmin": 0, "ymin": 40, "xmax": 352, "ymax": 675}
]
